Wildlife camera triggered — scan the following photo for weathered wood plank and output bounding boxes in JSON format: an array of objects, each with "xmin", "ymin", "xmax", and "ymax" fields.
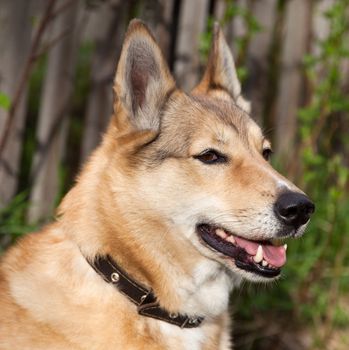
[
  {"xmin": 28, "ymin": 0, "xmax": 81, "ymax": 222},
  {"xmin": 274, "ymin": 0, "xmax": 312, "ymax": 156},
  {"xmin": 174, "ymin": 0, "xmax": 209, "ymax": 91},
  {"xmin": 246, "ymin": 0, "xmax": 277, "ymax": 124},
  {"xmin": 80, "ymin": 0, "xmax": 129, "ymax": 163},
  {"xmin": 0, "ymin": 0, "xmax": 32, "ymax": 208}
]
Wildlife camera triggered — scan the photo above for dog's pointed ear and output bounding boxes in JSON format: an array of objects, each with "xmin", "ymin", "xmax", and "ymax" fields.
[
  {"xmin": 194, "ymin": 23, "xmax": 250, "ymax": 113},
  {"xmin": 114, "ymin": 19, "xmax": 175, "ymax": 131}
]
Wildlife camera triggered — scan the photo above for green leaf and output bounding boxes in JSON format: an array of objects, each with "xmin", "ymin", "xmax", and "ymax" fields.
[
  {"xmin": 237, "ymin": 67, "xmax": 248, "ymax": 82},
  {"xmin": 0, "ymin": 92, "xmax": 11, "ymax": 111}
]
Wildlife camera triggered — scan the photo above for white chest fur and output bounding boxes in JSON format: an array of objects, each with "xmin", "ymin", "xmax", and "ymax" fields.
[
  {"xmin": 150, "ymin": 260, "xmax": 236, "ymax": 349},
  {"xmin": 179, "ymin": 260, "xmax": 237, "ymax": 318},
  {"xmin": 158, "ymin": 322, "xmax": 207, "ymax": 350}
]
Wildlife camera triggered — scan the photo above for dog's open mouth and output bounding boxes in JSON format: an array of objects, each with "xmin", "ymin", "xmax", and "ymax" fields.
[{"xmin": 197, "ymin": 224, "xmax": 287, "ymax": 278}]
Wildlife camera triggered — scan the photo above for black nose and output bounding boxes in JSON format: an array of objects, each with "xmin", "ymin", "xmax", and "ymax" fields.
[{"xmin": 274, "ymin": 192, "xmax": 315, "ymax": 229}]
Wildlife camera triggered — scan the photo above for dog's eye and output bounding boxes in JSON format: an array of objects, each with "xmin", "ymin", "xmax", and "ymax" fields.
[
  {"xmin": 194, "ymin": 149, "xmax": 227, "ymax": 164},
  {"xmin": 262, "ymin": 148, "xmax": 273, "ymax": 161}
]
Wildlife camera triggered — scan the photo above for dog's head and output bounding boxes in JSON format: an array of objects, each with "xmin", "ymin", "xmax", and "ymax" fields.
[{"xmin": 106, "ymin": 20, "xmax": 314, "ymax": 283}]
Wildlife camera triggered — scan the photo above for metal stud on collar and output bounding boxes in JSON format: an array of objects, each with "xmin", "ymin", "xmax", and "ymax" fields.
[
  {"xmin": 169, "ymin": 312, "xmax": 178, "ymax": 319},
  {"xmin": 111, "ymin": 272, "xmax": 120, "ymax": 282}
]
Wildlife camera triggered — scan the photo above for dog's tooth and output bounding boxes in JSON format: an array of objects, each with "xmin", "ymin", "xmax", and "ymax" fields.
[
  {"xmin": 253, "ymin": 245, "xmax": 263, "ymax": 263},
  {"xmin": 215, "ymin": 228, "xmax": 227, "ymax": 239},
  {"xmin": 262, "ymin": 259, "xmax": 268, "ymax": 267},
  {"xmin": 284, "ymin": 244, "xmax": 288, "ymax": 251},
  {"xmin": 226, "ymin": 235, "xmax": 236, "ymax": 244}
]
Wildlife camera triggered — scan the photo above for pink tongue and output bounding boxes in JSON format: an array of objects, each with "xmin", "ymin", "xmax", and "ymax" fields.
[
  {"xmin": 262, "ymin": 245, "xmax": 286, "ymax": 267},
  {"xmin": 234, "ymin": 236, "xmax": 259, "ymax": 255},
  {"xmin": 233, "ymin": 236, "xmax": 286, "ymax": 268}
]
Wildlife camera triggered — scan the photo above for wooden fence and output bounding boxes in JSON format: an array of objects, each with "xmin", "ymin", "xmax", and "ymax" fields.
[{"xmin": 0, "ymin": 0, "xmax": 341, "ymax": 222}]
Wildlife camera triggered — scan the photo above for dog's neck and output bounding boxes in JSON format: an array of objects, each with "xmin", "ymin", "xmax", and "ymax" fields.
[
  {"xmin": 65, "ymin": 207, "xmax": 234, "ymax": 319},
  {"xmin": 59, "ymin": 149, "xmax": 236, "ymax": 320},
  {"xmin": 101, "ymin": 217, "xmax": 234, "ymax": 318}
]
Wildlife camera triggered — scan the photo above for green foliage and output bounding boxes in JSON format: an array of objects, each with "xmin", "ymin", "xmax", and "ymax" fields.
[
  {"xmin": 199, "ymin": 1, "xmax": 261, "ymax": 82},
  {"xmin": 0, "ymin": 56, "xmax": 47, "ymax": 255},
  {"xmin": 18, "ymin": 54, "xmax": 47, "ymax": 193},
  {"xmin": 294, "ymin": 1, "xmax": 349, "ymax": 343},
  {"xmin": 62, "ymin": 42, "xmax": 94, "ymax": 194},
  {"xmin": 0, "ymin": 43, "xmax": 94, "ymax": 253},
  {"xmin": 0, "ymin": 192, "xmax": 37, "ymax": 253},
  {"xmin": 0, "ymin": 92, "xmax": 11, "ymax": 111},
  {"xmin": 234, "ymin": 1, "xmax": 349, "ymax": 348},
  {"xmin": 199, "ymin": 17, "xmax": 215, "ymax": 61},
  {"xmin": 223, "ymin": 0, "xmax": 261, "ymax": 71}
]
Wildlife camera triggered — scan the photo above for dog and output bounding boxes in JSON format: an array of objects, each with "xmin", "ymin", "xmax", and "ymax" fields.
[{"xmin": 0, "ymin": 20, "xmax": 314, "ymax": 349}]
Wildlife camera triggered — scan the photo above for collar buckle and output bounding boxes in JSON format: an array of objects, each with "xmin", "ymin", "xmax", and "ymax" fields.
[{"xmin": 181, "ymin": 316, "xmax": 204, "ymax": 328}]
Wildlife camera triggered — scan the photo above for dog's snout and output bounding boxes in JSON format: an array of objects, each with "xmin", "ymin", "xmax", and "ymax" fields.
[{"xmin": 274, "ymin": 192, "xmax": 315, "ymax": 229}]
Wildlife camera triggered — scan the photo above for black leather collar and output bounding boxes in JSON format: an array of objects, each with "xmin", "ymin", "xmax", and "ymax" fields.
[{"xmin": 87, "ymin": 255, "xmax": 204, "ymax": 328}]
